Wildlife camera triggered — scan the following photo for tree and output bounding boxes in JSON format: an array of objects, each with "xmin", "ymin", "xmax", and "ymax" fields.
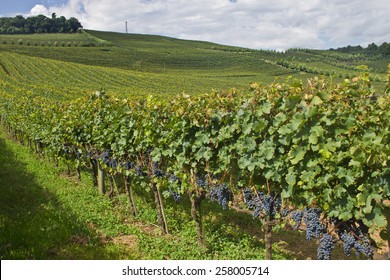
[{"xmin": 0, "ymin": 14, "xmax": 82, "ymax": 34}]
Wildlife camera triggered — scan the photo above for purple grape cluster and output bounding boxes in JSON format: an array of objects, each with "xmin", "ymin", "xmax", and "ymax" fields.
[
  {"xmin": 100, "ymin": 148, "xmax": 120, "ymax": 169},
  {"xmin": 168, "ymin": 174, "xmax": 182, "ymax": 203},
  {"xmin": 125, "ymin": 161, "xmax": 134, "ymax": 170},
  {"xmin": 317, "ymin": 233, "xmax": 335, "ymax": 260},
  {"xmin": 339, "ymin": 231, "xmax": 373, "ymax": 258},
  {"xmin": 152, "ymin": 162, "xmax": 164, "ymax": 178},
  {"xmin": 169, "ymin": 174, "xmax": 181, "ymax": 185},
  {"xmin": 353, "ymin": 239, "xmax": 373, "ymax": 258},
  {"xmin": 169, "ymin": 188, "xmax": 181, "ymax": 203},
  {"xmin": 334, "ymin": 219, "xmax": 373, "ymax": 258},
  {"xmin": 243, "ymin": 188, "xmax": 256, "ymax": 209},
  {"xmin": 290, "ymin": 210, "xmax": 304, "ymax": 229},
  {"xmin": 63, "ymin": 144, "xmax": 71, "ymax": 157},
  {"xmin": 281, "ymin": 208, "xmax": 290, "ymax": 217},
  {"xmin": 196, "ymin": 176, "xmax": 208, "ymax": 188},
  {"xmin": 243, "ymin": 188, "xmax": 281, "ymax": 218},
  {"xmin": 98, "ymin": 148, "xmax": 110, "ymax": 165},
  {"xmin": 209, "ymin": 183, "xmax": 231, "ymax": 210},
  {"xmin": 340, "ymin": 232, "xmax": 355, "ymax": 256},
  {"xmin": 304, "ymin": 208, "xmax": 325, "ymax": 240},
  {"xmin": 135, "ymin": 165, "xmax": 147, "ymax": 177},
  {"xmin": 63, "ymin": 144, "xmax": 82, "ymax": 160}
]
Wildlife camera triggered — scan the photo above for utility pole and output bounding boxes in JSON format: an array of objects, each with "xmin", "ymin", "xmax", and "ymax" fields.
[{"xmin": 125, "ymin": 21, "xmax": 128, "ymax": 34}]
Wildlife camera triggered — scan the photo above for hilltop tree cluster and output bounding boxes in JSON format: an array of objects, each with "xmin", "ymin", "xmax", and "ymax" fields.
[
  {"xmin": 0, "ymin": 14, "xmax": 82, "ymax": 34},
  {"xmin": 332, "ymin": 42, "xmax": 390, "ymax": 57}
]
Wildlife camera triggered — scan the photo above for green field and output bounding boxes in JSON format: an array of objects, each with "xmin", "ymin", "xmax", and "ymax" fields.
[
  {"xmin": 1, "ymin": 30, "xmax": 388, "ymax": 98},
  {"xmin": 1, "ymin": 30, "xmax": 387, "ymax": 99},
  {"xmin": 0, "ymin": 30, "xmax": 389, "ymax": 260}
]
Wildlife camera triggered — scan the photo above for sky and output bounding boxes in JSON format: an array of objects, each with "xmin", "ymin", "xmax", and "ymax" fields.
[{"xmin": 1, "ymin": 0, "xmax": 389, "ymax": 51}]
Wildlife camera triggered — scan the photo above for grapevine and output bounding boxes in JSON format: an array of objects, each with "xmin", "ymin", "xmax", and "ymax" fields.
[{"xmin": 0, "ymin": 72, "xmax": 388, "ymax": 259}]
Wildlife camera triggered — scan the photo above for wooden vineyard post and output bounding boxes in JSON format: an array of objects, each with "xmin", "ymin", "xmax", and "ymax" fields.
[
  {"xmin": 387, "ymin": 208, "xmax": 390, "ymax": 260},
  {"xmin": 384, "ymin": 200, "xmax": 390, "ymax": 260},
  {"xmin": 97, "ymin": 161, "xmax": 105, "ymax": 194},
  {"xmin": 264, "ymin": 218, "xmax": 273, "ymax": 260},
  {"xmin": 124, "ymin": 175, "xmax": 137, "ymax": 216}
]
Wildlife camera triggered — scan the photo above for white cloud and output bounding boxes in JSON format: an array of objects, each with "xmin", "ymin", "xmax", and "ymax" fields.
[
  {"xmin": 30, "ymin": 4, "xmax": 50, "ymax": 16},
  {"xmin": 27, "ymin": 0, "xmax": 390, "ymax": 50}
]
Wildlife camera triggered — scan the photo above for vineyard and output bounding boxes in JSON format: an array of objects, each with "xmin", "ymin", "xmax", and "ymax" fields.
[{"xmin": 0, "ymin": 31, "xmax": 389, "ymax": 260}]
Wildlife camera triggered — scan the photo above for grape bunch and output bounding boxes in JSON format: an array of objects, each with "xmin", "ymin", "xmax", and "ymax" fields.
[
  {"xmin": 290, "ymin": 210, "xmax": 304, "ymax": 229},
  {"xmin": 243, "ymin": 188, "xmax": 256, "ymax": 209},
  {"xmin": 63, "ymin": 144, "xmax": 72, "ymax": 158},
  {"xmin": 339, "ymin": 231, "xmax": 373, "ymax": 258},
  {"xmin": 243, "ymin": 188, "xmax": 262, "ymax": 217},
  {"xmin": 169, "ymin": 188, "xmax": 182, "ymax": 203},
  {"xmin": 125, "ymin": 161, "xmax": 134, "ymax": 170},
  {"xmin": 304, "ymin": 208, "xmax": 325, "ymax": 240},
  {"xmin": 100, "ymin": 148, "xmax": 111, "ymax": 166},
  {"xmin": 196, "ymin": 176, "xmax": 208, "ymax": 189},
  {"xmin": 168, "ymin": 174, "xmax": 182, "ymax": 203},
  {"xmin": 145, "ymin": 148, "xmax": 153, "ymax": 159},
  {"xmin": 317, "ymin": 233, "xmax": 335, "ymax": 260},
  {"xmin": 335, "ymin": 219, "xmax": 373, "ymax": 258},
  {"xmin": 152, "ymin": 162, "xmax": 164, "ymax": 178},
  {"xmin": 135, "ymin": 165, "xmax": 147, "ymax": 177},
  {"xmin": 109, "ymin": 158, "xmax": 117, "ymax": 169},
  {"xmin": 281, "ymin": 208, "xmax": 290, "ymax": 217},
  {"xmin": 209, "ymin": 183, "xmax": 231, "ymax": 210},
  {"xmin": 169, "ymin": 174, "xmax": 182, "ymax": 185},
  {"xmin": 353, "ymin": 238, "xmax": 373, "ymax": 258},
  {"xmin": 339, "ymin": 232, "xmax": 355, "ymax": 256},
  {"xmin": 259, "ymin": 192, "xmax": 281, "ymax": 218},
  {"xmin": 243, "ymin": 188, "xmax": 281, "ymax": 219}
]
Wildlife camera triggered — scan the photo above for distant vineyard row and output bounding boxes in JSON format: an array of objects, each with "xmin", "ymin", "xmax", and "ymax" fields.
[
  {"xmin": 0, "ymin": 52, "xmax": 277, "ymax": 99},
  {"xmin": 1, "ymin": 39, "xmax": 99, "ymax": 47}
]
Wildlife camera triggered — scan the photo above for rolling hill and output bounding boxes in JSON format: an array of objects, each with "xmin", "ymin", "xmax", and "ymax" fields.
[
  {"xmin": 0, "ymin": 30, "xmax": 387, "ymax": 100},
  {"xmin": 0, "ymin": 30, "xmax": 389, "ymax": 261}
]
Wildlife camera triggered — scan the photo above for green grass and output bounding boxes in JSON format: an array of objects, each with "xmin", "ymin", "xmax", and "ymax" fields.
[{"xmin": 0, "ymin": 129, "xmax": 138, "ymax": 259}]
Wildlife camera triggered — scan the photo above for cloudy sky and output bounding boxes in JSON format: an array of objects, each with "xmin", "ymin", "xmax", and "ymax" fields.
[{"xmin": 1, "ymin": 0, "xmax": 389, "ymax": 50}]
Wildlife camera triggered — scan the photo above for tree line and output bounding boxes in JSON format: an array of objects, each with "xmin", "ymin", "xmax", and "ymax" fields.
[
  {"xmin": 0, "ymin": 14, "xmax": 82, "ymax": 34},
  {"xmin": 331, "ymin": 42, "xmax": 390, "ymax": 57}
]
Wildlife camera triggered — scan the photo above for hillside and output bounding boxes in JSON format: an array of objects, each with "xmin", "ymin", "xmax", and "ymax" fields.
[
  {"xmin": 0, "ymin": 30, "xmax": 389, "ymax": 261},
  {"xmin": 0, "ymin": 30, "xmax": 387, "ymax": 99}
]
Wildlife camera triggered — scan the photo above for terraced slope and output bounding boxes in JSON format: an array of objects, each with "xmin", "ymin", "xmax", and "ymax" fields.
[
  {"xmin": 0, "ymin": 51, "xmax": 275, "ymax": 99},
  {"xmin": 0, "ymin": 30, "xmax": 387, "ymax": 99}
]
